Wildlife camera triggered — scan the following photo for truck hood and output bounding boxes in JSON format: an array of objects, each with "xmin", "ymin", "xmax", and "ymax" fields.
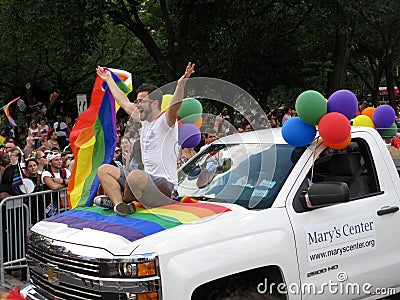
[
  {"xmin": 31, "ymin": 202, "xmax": 245, "ymax": 256},
  {"xmin": 131, "ymin": 206, "xmax": 288, "ymax": 256}
]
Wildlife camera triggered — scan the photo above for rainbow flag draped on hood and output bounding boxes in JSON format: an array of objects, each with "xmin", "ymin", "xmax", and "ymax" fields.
[
  {"xmin": 67, "ymin": 69, "xmax": 132, "ymax": 209},
  {"xmin": 44, "ymin": 202, "xmax": 232, "ymax": 242}
]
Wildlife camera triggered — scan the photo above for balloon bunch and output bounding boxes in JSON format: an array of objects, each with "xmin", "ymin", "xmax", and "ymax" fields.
[
  {"xmin": 283, "ymin": 89, "xmax": 398, "ymax": 149},
  {"xmin": 282, "ymin": 90, "xmax": 358, "ymax": 149},
  {"xmin": 353, "ymin": 105, "xmax": 397, "ymax": 139},
  {"xmin": 162, "ymin": 94, "xmax": 203, "ymax": 148}
]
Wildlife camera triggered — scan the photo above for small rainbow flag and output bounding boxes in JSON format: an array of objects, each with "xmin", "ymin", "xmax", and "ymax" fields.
[
  {"xmin": 0, "ymin": 135, "xmax": 5, "ymax": 146},
  {"xmin": 44, "ymin": 202, "xmax": 232, "ymax": 242},
  {"xmin": 67, "ymin": 69, "xmax": 132, "ymax": 209},
  {"xmin": 2, "ymin": 96, "xmax": 20, "ymax": 126}
]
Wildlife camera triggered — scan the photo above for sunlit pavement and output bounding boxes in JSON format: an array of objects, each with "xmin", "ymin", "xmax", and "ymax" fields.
[{"xmin": 0, "ymin": 274, "xmax": 23, "ymax": 298}]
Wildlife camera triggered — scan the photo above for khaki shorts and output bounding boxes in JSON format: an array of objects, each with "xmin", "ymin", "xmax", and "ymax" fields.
[{"xmin": 122, "ymin": 172, "xmax": 177, "ymax": 208}]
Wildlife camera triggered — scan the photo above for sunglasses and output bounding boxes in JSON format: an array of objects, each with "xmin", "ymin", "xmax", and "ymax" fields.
[{"xmin": 48, "ymin": 151, "xmax": 59, "ymax": 155}]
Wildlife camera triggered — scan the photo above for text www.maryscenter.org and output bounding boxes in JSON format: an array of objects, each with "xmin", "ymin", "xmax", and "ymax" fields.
[{"xmin": 309, "ymin": 238, "xmax": 375, "ymax": 262}]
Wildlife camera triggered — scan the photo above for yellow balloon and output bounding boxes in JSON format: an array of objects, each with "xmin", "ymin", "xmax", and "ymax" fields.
[
  {"xmin": 353, "ymin": 115, "xmax": 374, "ymax": 128},
  {"xmin": 161, "ymin": 94, "xmax": 173, "ymax": 112}
]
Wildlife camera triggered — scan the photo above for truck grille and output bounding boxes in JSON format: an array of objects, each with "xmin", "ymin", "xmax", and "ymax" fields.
[
  {"xmin": 27, "ymin": 243, "xmax": 107, "ymax": 300},
  {"xmin": 26, "ymin": 232, "xmax": 161, "ymax": 300},
  {"xmin": 27, "ymin": 243, "xmax": 100, "ymax": 277},
  {"xmin": 29, "ymin": 268, "xmax": 103, "ymax": 300}
]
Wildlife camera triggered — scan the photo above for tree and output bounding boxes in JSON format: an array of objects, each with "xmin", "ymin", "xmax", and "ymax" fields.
[
  {"xmin": 351, "ymin": 0, "xmax": 400, "ymax": 107},
  {"xmin": 0, "ymin": 0, "xmax": 111, "ymax": 108},
  {"xmin": 103, "ymin": 0, "xmax": 197, "ymax": 82}
]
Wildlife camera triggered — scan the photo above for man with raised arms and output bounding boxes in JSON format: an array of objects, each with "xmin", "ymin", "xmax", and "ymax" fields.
[{"xmin": 95, "ymin": 63, "xmax": 195, "ymax": 215}]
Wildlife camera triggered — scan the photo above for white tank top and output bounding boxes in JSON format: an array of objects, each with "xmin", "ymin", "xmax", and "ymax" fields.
[{"xmin": 141, "ymin": 114, "xmax": 179, "ymax": 187}]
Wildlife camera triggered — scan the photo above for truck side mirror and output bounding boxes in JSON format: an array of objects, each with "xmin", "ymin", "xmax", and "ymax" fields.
[{"xmin": 301, "ymin": 182, "xmax": 349, "ymax": 209}]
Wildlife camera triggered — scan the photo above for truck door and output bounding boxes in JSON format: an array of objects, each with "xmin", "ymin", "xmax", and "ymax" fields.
[{"xmin": 287, "ymin": 135, "xmax": 400, "ymax": 299}]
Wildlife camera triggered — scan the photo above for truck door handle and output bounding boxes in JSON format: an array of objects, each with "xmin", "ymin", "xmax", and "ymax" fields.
[{"xmin": 377, "ymin": 206, "xmax": 399, "ymax": 216}]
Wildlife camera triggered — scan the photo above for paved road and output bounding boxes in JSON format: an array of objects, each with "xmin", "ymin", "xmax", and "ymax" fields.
[{"xmin": 0, "ymin": 274, "xmax": 24, "ymax": 298}]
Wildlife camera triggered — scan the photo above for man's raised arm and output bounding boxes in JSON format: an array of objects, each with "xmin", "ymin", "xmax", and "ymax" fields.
[
  {"xmin": 96, "ymin": 66, "xmax": 139, "ymax": 121},
  {"xmin": 165, "ymin": 62, "xmax": 195, "ymax": 127}
]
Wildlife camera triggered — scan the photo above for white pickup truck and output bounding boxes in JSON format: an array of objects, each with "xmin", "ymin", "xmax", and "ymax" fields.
[{"xmin": 20, "ymin": 126, "xmax": 400, "ymax": 300}]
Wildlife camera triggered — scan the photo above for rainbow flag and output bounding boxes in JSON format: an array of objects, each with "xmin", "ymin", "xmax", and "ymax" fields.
[
  {"xmin": 67, "ymin": 69, "xmax": 132, "ymax": 209},
  {"xmin": 43, "ymin": 202, "xmax": 232, "ymax": 242},
  {"xmin": 2, "ymin": 96, "xmax": 20, "ymax": 126}
]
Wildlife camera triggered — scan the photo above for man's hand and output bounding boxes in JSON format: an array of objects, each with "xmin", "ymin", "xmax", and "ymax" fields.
[
  {"xmin": 177, "ymin": 62, "xmax": 195, "ymax": 86},
  {"xmin": 165, "ymin": 62, "xmax": 196, "ymax": 127},
  {"xmin": 96, "ymin": 66, "xmax": 111, "ymax": 81},
  {"xmin": 215, "ymin": 113, "xmax": 223, "ymax": 124},
  {"xmin": 52, "ymin": 178, "xmax": 64, "ymax": 185},
  {"xmin": 96, "ymin": 66, "xmax": 137, "ymax": 117}
]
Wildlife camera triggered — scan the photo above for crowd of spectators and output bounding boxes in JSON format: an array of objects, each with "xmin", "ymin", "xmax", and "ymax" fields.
[
  {"xmin": 111, "ymin": 106, "xmax": 299, "ymax": 170},
  {"xmin": 1, "ymin": 95, "xmax": 399, "ymax": 201},
  {"xmin": 0, "ymin": 96, "xmax": 74, "ymax": 203}
]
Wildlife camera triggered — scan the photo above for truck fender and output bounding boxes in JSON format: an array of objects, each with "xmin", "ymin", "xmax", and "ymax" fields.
[{"xmin": 159, "ymin": 230, "xmax": 301, "ymax": 300}]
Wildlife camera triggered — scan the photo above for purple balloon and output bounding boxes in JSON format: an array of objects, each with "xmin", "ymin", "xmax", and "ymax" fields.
[
  {"xmin": 178, "ymin": 123, "xmax": 201, "ymax": 148},
  {"xmin": 327, "ymin": 90, "xmax": 358, "ymax": 120},
  {"xmin": 373, "ymin": 105, "xmax": 396, "ymax": 129}
]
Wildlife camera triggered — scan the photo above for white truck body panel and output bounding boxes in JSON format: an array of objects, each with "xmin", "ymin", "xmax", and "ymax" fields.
[{"xmin": 23, "ymin": 127, "xmax": 400, "ymax": 299}]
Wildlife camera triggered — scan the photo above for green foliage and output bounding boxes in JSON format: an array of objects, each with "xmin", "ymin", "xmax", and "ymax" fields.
[{"xmin": 0, "ymin": 0, "xmax": 399, "ymax": 121}]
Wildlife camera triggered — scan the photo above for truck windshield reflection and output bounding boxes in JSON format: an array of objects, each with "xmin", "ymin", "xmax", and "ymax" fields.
[{"xmin": 178, "ymin": 144, "xmax": 305, "ymax": 209}]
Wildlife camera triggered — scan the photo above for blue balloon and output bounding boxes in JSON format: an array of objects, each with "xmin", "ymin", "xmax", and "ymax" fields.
[{"xmin": 282, "ymin": 117, "xmax": 316, "ymax": 147}]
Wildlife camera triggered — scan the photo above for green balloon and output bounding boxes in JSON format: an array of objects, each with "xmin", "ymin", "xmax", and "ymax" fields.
[
  {"xmin": 178, "ymin": 98, "xmax": 203, "ymax": 123},
  {"xmin": 295, "ymin": 90, "xmax": 327, "ymax": 125},
  {"xmin": 378, "ymin": 123, "xmax": 397, "ymax": 138}
]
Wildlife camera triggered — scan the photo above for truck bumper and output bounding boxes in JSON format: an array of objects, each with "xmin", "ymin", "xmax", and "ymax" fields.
[{"xmin": 19, "ymin": 282, "xmax": 46, "ymax": 300}]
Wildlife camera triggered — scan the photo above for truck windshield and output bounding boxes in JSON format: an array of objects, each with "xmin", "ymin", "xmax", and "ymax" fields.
[{"xmin": 178, "ymin": 143, "xmax": 304, "ymax": 209}]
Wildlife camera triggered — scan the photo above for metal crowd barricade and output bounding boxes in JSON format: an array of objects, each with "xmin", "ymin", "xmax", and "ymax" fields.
[{"xmin": 0, "ymin": 188, "xmax": 68, "ymax": 287}]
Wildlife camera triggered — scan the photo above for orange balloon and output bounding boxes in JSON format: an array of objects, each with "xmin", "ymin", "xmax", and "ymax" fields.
[
  {"xmin": 324, "ymin": 134, "xmax": 351, "ymax": 150},
  {"xmin": 362, "ymin": 107, "xmax": 375, "ymax": 120},
  {"xmin": 193, "ymin": 116, "xmax": 202, "ymax": 128}
]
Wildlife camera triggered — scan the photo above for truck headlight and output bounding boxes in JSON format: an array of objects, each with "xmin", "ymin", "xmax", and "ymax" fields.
[
  {"xmin": 100, "ymin": 253, "xmax": 159, "ymax": 278},
  {"xmin": 120, "ymin": 262, "xmax": 137, "ymax": 277},
  {"xmin": 119, "ymin": 261, "xmax": 156, "ymax": 278}
]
